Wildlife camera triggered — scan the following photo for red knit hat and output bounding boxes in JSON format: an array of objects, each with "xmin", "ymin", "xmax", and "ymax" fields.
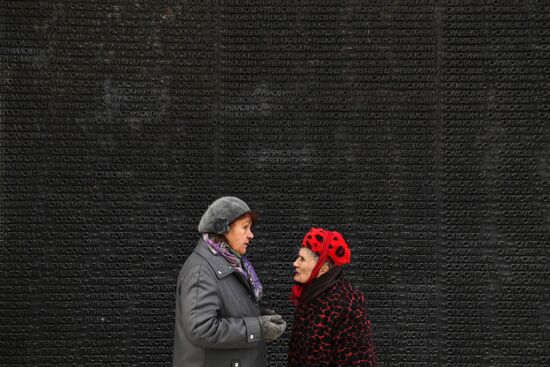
[{"xmin": 302, "ymin": 227, "xmax": 351, "ymax": 266}]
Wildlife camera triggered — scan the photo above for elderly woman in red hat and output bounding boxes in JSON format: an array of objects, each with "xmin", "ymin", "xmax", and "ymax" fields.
[{"xmin": 287, "ymin": 227, "xmax": 379, "ymax": 367}]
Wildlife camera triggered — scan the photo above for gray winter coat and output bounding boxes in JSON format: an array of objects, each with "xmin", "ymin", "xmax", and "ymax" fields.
[{"xmin": 172, "ymin": 239, "xmax": 266, "ymax": 367}]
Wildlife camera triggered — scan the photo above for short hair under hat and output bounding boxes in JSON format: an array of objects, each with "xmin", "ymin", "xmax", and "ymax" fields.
[{"xmin": 198, "ymin": 196, "xmax": 252, "ymax": 234}]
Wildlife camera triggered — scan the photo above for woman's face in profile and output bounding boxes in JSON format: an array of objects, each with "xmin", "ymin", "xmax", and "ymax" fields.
[
  {"xmin": 224, "ymin": 215, "xmax": 254, "ymax": 256},
  {"xmin": 292, "ymin": 247, "xmax": 318, "ymax": 284}
]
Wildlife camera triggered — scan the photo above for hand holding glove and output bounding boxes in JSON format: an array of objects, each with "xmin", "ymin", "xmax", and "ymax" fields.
[{"xmin": 259, "ymin": 314, "xmax": 286, "ymax": 342}]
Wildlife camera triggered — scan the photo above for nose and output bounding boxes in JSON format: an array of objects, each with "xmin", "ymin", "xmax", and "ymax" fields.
[
  {"xmin": 248, "ymin": 228, "xmax": 254, "ymax": 240},
  {"xmin": 292, "ymin": 258, "xmax": 299, "ymax": 268}
]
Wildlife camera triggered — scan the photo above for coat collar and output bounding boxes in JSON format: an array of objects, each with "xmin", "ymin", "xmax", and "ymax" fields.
[{"xmin": 194, "ymin": 238, "xmax": 235, "ymax": 279}]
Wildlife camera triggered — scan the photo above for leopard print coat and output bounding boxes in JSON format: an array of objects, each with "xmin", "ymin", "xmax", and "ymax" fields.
[{"xmin": 288, "ymin": 278, "xmax": 379, "ymax": 367}]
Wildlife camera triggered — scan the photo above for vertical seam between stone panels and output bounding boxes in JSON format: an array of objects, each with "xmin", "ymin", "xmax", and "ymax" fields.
[
  {"xmin": 434, "ymin": 1, "xmax": 443, "ymax": 362},
  {"xmin": 214, "ymin": 0, "xmax": 222, "ymax": 189}
]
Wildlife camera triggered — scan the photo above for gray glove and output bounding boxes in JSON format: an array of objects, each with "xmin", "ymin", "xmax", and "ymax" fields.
[
  {"xmin": 259, "ymin": 314, "xmax": 286, "ymax": 342},
  {"xmin": 261, "ymin": 307, "xmax": 277, "ymax": 315}
]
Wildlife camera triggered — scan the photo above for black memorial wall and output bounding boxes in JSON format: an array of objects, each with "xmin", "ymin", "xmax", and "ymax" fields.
[{"xmin": 1, "ymin": 1, "xmax": 549, "ymax": 366}]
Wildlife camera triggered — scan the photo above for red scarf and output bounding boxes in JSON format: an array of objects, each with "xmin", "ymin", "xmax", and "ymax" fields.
[{"xmin": 290, "ymin": 230, "xmax": 333, "ymax": 305}]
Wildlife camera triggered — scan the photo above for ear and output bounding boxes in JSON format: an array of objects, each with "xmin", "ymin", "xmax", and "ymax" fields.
[{"xmin": 317, "ymin": 263, "xmax": 330, "ymax": 277}]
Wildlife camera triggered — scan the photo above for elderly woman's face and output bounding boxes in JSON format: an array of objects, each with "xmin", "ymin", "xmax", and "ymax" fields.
[
  {"xmin": 225, "ymin": 215, "xmax": 254, "ymax": 256},
  {"xmin": 292, "ymin": 247, "xmax": 318, "ymax": 284}
]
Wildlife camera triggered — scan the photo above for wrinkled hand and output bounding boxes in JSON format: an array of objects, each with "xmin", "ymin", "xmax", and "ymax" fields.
[{"xmin": 259, "ymin": 314, "xmax": 286, "ymax": 342}]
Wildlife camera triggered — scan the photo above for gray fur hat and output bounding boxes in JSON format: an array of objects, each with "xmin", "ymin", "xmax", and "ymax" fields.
[{"xmin": 198, "ymin": 196, "xmax": 252, "ymax": 234}]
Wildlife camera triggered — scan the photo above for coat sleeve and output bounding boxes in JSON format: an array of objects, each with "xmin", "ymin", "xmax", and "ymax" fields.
[
  {"xmin": 177, "ymin": 263, "xmax": 262, "ymax": 349},
  {"xmin": 332, "ymin": 291, "xmax": 379, "ymax": 367}
]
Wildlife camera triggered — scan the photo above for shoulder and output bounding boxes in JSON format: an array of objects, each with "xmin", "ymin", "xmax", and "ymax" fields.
[
  {"xmin": 179, "ymin": 240, "xmax": 236, "ymax": 283},
  {"xmin": 307, "ymin": 278, "xmax": 355, "ymax": 308},
  {"xmin": 179, "ymin": 243, "xmax": 215, "ymax": 278},
  {"xmin": 179, "ymin": 254, "xmax": 211, "ymax": 282},
  {"xmin": 181, "ymin": 239, "xmax": 221, "ymax": 269},
  {"xmin": 330, "ymin": 278, "xmax": 367, "ymax": 308},
  {"xmin": 181, "ymin": 246, "xmax": 208, "ymax": 269}
]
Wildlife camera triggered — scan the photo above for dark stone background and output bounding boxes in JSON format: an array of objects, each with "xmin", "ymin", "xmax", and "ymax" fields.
[{"xmin": 1, "ymin": 1, "xmax": 549, "ymax": 366}]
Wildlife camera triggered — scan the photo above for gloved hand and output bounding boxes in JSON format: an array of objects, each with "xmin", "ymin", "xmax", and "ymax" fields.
[
  {"xmin": 261, "ymin": 307, "xmax": 277, "ymax": 315},
  {"xmin": 259, "ymin": 314, "xmax": 286, "ymax": 342}
]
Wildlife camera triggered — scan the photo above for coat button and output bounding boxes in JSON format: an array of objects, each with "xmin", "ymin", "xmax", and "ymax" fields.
[
  {"xmin": 250, "ymin": 334, "xmax": 254, "ymax": 339},
  {"xmin": 217, "ymin": 270, "xmax": 222, "ymax": 274}
]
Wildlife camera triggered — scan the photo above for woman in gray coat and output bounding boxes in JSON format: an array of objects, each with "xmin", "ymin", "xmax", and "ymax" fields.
[{"xmin": 172, "ymin": 196, "xmax": 286, "ymax": 367}]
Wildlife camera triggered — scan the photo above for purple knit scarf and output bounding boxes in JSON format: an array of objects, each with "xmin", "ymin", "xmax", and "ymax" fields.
[{"xmin": 203, "ymin": 234, "xmax": 263, "ymax": 302}]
